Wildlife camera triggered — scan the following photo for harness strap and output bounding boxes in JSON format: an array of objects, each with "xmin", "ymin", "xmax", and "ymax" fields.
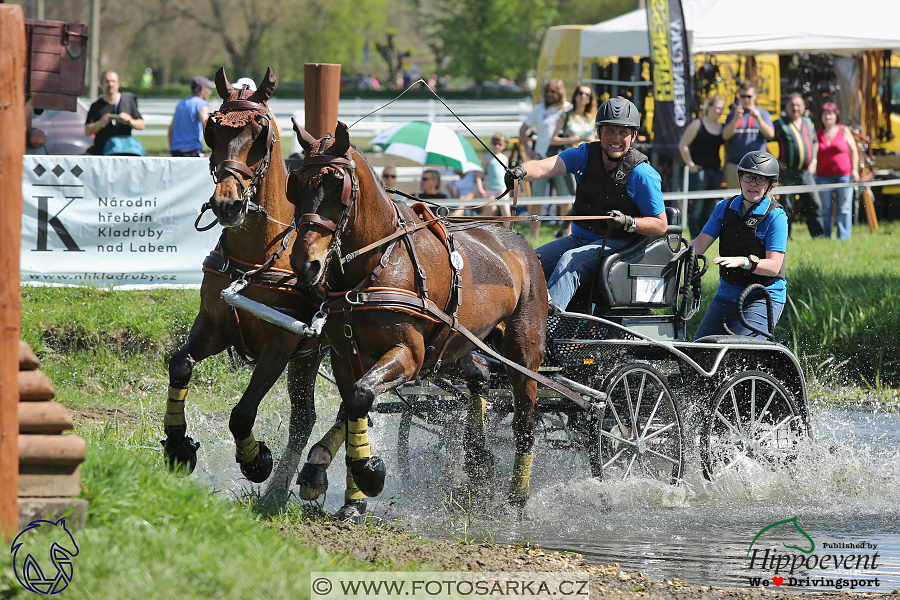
[
  {"xmin": 325, "ymin": 289, "xmax": 593, "ymax": 412},
  {"xmin": 300, "ymin": 213, "xmax": 339, "ymax": 232}
]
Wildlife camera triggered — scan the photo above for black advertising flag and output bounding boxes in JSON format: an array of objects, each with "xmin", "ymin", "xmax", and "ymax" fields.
[{"xmin": 647, "ymin": 0, "xmax": 692, "ymax": 154}]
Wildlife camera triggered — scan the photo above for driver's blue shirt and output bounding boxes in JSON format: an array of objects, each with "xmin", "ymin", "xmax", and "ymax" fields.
[
  {"xmin": 558, "ymin": 143, "xmax": 665, "ymax": 240},
  {"xmin": 702, "ymin": 195, "xmax": 788, "ymax": 303}
]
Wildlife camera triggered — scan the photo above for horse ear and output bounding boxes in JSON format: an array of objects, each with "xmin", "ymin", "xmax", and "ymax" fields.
[
  {"xmin": 285, "ymin": 171, "xmax": 301, "ymax": 206},
  {"xmin": 330, "ymin": 121, "xmax": 350, "ymax": 157},
  {"xmin": 292, "ymin": 117, "xmax": 315, "ymax": 153},
  {"xmin": 251, "ymin": 66, "xmax": 276, "ymax": 103},
  {"xmin": 215, "ymin": 67, "xmax": 235, "ymax": 99}
]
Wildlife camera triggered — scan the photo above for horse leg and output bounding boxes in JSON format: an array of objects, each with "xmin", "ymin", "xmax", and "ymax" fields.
[
  {"xmin": 163, "ymin": 313, "xmax": 228, "ymax": 473},
  {"xmin": 228, "ymin": 344, "xmax": 297, "ymax": 484},
  {"xmin": 297, "ymin": 415, "xmax": 346, "ymax": 501},
  {"xmin": 261, "ymin": 347, "xmax": 325, "ymax": 506},
  {"xmin": 457, "ymin": 354, "xmax": 495, "ymax": 487}
]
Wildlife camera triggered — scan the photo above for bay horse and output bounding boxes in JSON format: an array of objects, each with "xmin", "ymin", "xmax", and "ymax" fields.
[
  {"xmin": 162, "ymin": 67, "xmax": 325, "ymax": 505},
  {"xmin": 285, "ymin": 121, "xmax": 550, "ymax": 516}
]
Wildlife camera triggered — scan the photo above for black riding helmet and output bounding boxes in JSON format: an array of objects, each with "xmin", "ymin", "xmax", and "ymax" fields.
[
  {"xmin": 595, "ymin": 96, "xmax": 641, "ymax": 129},
  {"xmin": 737, "ymin": 150, "xmax": 779, "ymax": 181}
]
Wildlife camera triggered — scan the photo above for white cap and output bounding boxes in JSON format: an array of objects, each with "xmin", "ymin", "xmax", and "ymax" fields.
[{"xmin": 235, "ymin": 77, "xmax": 257, "ymax": 91}]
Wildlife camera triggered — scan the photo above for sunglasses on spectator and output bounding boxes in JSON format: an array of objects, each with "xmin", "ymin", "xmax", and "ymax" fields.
[
  {"xmin": 421, "ymin": 177, "xmax": 432, "ymax": 181},
  {"xmin": 383, "ymin": 174, "xmax": 397, "ymax": 179},
  {"xmin": 576, "ymin": 90, "xmax": 592, "ymax": 96},
  {"xmin": 740, "ymin": 94, "xmax": 754, "ymax": 99},
  {"xmin": 741, "ymin": 173, "xmax": 769, "ymax": 185}
]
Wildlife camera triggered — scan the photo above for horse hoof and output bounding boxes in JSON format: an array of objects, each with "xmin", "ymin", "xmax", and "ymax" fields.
[
  {"xmin": 297, "ymin": 462, "xmax": 328, "ymax": 501},
  {"xmin": 239, "ymin": 441, "xmax": 273, "ymax": 483},
  {"xmin": 507, "ymin": 494, "xmax": 528, "ymax": 511},
  {"xmin": 349, "ymin": 455, "xmax": 386, "ymax": 497},
  {"xmin": 161, "ymin": 436, "xmax": 200, "ymax": 474},
  {"xmin": 334, "ymin": 498, "xmax": 367, "ymax": 522}
]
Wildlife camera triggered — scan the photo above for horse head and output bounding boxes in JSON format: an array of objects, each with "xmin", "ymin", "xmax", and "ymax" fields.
[
  {"xmin": 285, "ymin": 120, "xmax": 356, "ymax": 287},
  {"xmin": 203, "ymin": 66, "xmax": 279, "ymax": 227}
]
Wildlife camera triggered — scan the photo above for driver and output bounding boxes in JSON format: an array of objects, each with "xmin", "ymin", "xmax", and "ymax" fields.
[
  {"xmin": 690, "ymin": 151, "xmax": 788, "ymax": 338},
  {"xmin": 505, "ymin": 97, "xmax": 667, "ymax": 314}
]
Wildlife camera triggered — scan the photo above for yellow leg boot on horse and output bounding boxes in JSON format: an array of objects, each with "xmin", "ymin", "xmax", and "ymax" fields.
[
  {"xmin": 233, "ymin": 431, "xmax": 273, "ymax": 483},
  {"xmin": 297, "ymin": 420, "xmax": 346, "ymax": 501},
  {"xmin": 508, "ymin": 452, "xmax": 534, "ymax": 512},
  {"xmin": 335, "ymin": 416, "xmax": 386, "ymax": 520},
  {"xmin": 161, "ymin": 385, "xmax": 201, "ymax": 473}
]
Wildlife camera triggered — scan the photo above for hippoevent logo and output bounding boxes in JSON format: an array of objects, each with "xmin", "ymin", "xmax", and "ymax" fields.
[
  {"xmin": 745, "ymin": 517, "xmax": 881, "ymax": 591},
  {"xmin": 10, "ymin": 518, "xmax": 80, "ymax": 594},
  {"xmin": 647, "ymin": 0, "xmax": 688, "ymax": 127}
]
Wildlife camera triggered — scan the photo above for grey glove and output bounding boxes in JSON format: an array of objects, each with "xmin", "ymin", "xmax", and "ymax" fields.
[
  {"xmin": 504, "ymin": 163, "xmax": 527, "ymax": 191},
  {"xmin": 607, "ymin": 210, "xmax": 635, "ymax": 232}
]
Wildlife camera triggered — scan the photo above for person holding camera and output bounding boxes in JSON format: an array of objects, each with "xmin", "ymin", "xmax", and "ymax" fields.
[
  {"xmin": 84, "ymin": 71, "xmax": 145, "ymax": 155},
  {"xmin": 722, "ymin": 82, "xmax": 773, "ymax": 189},
  {"xmin": 690, "ymin": 151, "xmax": 788, "ymax": 338}
]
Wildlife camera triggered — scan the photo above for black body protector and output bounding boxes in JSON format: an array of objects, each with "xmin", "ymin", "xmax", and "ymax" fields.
[
  {"xmin": 718, "ymin": 196, "xmax": 786, "ymax": 287},
  {"xmin": 570, "ymin": 145, "xmax": 649, "ymax": 238}
]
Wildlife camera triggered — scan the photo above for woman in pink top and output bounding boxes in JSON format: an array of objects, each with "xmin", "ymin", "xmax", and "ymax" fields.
[{"xmin": 815, "ymin": 102, "xmax": 859, "ymax": 240}]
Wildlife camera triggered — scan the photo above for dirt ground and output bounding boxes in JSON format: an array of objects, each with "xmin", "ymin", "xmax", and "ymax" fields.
[{"xmin": 283, "ymin": 518, "xmax": 892, "ymax": 599}]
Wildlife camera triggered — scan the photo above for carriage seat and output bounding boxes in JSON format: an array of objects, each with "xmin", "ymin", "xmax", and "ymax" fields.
[{"xmin": 566, "ymin": 207, "xmax": 688, "ymax": 340}]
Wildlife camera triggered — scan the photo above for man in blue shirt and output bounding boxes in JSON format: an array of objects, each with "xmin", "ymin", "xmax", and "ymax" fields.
[
  {"xmin": 505, "ymin": 97, "xmax": 666, "ymax": 313},
  {"xmin": 722, "ymin": 81, "xmax": 774, "ymax": 190},
  {"xmin": 168, "ymin": 76, "xmax": 214, "ymax": 157}
]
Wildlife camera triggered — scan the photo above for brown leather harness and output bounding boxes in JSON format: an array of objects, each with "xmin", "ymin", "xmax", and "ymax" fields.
[
  {"xmin": 291, "ymin": 151, "xmax": 592, "ymax": 409},
  {"xmin": 199, "ymin": 94, "xmax": 319, "ymax": 363}
]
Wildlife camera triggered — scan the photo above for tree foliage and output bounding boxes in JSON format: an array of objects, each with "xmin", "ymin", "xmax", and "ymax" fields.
[{"xmin": 429, "ymin": 0, "xmax": 557, "ymax": 85}]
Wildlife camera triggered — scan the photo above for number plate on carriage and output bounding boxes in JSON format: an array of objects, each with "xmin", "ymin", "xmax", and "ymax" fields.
[{"xmin": 634, "ymin": 277, "xmax": 665, "ymax": 303}]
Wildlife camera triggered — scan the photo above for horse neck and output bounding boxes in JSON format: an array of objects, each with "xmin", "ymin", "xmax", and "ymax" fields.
[
  {"xmin": 223, "ymin": 137, "xmax": 294, "ymax": 269},
  {"xmin": 338, "ymin": 156, "xmax": 398, "ymax": 282}
]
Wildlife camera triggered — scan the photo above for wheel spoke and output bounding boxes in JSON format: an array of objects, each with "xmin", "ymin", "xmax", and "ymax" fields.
[
  {"xmin": 631, "ymin": 373, "xmax": 646, "ymax": 429},
  {"xmin": 622, "ymin": 453, "xmax": 637, "ymax": 480},
  {"xmin": 642, "ymin": 420, "xmax": 677, "ymax": 441},
  {"xmin": 640, "ymin": 390, "xmax": 666, "ymax": 439},
  {"xmin": 757, "ymin": 388, "xmax": 778, "ymax": 422},
  {"xmin": 755, "ymin": 414, "xmax": 798, "ymax": 444},
  {"xmin": 730, "ymin": 387, "xmax": 744, "ymax": 437},
  {"xmin": 607, "ymin": 387, "xmax": 631, "ymax": 441},
  {"xmin": 599, "ymin": 428, "xmax": 636, "ymax": 447},
  {"xmin": 715, "ymin": 410, "xmax": 743, "ymax": 436},
  {"xmin": 645, "ymin": 447, "xmax": 681, "ymax": 466},
  {"xmin": 623, "ymin": 376, "xmax": 635, "ymax": 432},
  {"xmin": 601, "ymin": 447, "xmax": 628, "ymax": 470}
]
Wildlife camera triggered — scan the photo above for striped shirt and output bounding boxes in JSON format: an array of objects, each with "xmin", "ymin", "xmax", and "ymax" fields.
[{"xmin": 772, "ymin": 116, "xmax": 817, "ymax": 170}]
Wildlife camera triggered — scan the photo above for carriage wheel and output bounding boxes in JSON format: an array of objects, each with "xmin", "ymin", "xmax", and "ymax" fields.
[
  {"xmin": 596, "ymin": 364, "xmax": 684, "ymax": 484},
  {"xmin": 701, "ymin": 370, "xmax": 805, "ymax": 481}
]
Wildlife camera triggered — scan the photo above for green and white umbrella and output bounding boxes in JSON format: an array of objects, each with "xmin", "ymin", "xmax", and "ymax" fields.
[{"xmin": 370, "ymin": 121, "xmax": 483, "ymax": 173}]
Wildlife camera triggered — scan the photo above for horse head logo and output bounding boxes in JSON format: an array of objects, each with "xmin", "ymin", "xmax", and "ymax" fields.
[
  {"xmin": 10, "ymin": 518, "xmax": 80, "ymax": 594},
  {"xmin": 746, "ymin": 516, "xmax": 815, "ymax": 558}
]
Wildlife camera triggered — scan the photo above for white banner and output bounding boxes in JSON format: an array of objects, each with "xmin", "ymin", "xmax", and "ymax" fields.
[{"xmin": 21, "ymin": 156, "xmax": 221, "ymax": 288}]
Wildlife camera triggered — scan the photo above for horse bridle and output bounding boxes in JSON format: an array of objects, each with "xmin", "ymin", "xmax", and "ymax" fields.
[
  {"xmin": 292, "ymin": 150, "xmax": 360, "ymax": 281},
  {"xmin": 196, "ymin": 98, "xmax": 278, "ymax": 231}
]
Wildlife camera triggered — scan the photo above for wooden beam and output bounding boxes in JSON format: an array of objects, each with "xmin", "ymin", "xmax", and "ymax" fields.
[
  {"xmin": 0, "ymin": 4, "xmax": 26, "ymax": 541},
  {"xmin": 304, "ymin": 63, "xmax": 341, "ymax": 139}
]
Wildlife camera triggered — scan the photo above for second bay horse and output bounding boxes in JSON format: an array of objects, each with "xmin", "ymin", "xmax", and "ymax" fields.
[{"xmin": 285, "ymin": 121, "xmax": 549, "ymax": 517}]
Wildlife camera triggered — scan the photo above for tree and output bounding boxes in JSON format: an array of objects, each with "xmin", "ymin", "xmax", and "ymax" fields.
[
  {"xmin": 376, "ymin": 30, "xmax": 412, "ymax": 85},
  {"xmin": 429, "ymin": 0, "xmax": 557, "ymax": 85}
]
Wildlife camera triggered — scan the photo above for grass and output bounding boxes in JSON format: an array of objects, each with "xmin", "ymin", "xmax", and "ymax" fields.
[{"xmin": 0, "ymin": 428, "xmax": 388, "ymax": 600}]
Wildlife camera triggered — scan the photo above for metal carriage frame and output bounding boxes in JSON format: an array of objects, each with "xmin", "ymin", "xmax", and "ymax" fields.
[{"xmin": 373, "ymin": 208, "xmax": 812, "ymax": 488}]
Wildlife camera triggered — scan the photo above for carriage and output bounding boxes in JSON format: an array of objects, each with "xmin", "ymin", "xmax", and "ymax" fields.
[
  {"xmin": 190, "ymin": 69, "xmax": 810, "ymax": 513},
  {"xmin": 370, "ymin": 205, "xmax": 811, "ymax": 487}
]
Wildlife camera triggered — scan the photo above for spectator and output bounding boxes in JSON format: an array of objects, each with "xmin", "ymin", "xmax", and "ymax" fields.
[
  {"xmin": 722, "ymin": 81, "xmax": 774, "ymax": 189},
  {"xmin": 771, "ymin": 93, "xmax": 825, "ymax": 238},
  {"xmin": 678, "ymin": 94, "xmax": 726, "ymax": 238},
  {"xmin": 815, "ymin": 102, "xmax": 860, "ymax": 240},
  {"xmin": 455, "ymin": 168, "xmax": 486, "ymax": 200},
  {"xmin": 551, "ymin": 84, "xmax": 598, "ymax": 237},
  {"xmin": 482, "ymin": 133, "xmax": 512, "ymax": 226},
  {"xmin": 168, "ymin": 76, "xmax": 214, "ymax": 157},
  {"xmin": 382, "ymin": 166, "xmax": 399, "ymax": 200},
  {"xmin": 506, "ymin": 97, "xmax": 667, "ymax": 315},
  {"xmin": 519, "ymin": 78, "xmax": 572, "ymax": 238},
  {"xmin": 369, "ymin": 74, "xmax": 381, "ymax": 90},
  {"xmin": 417, "ymin": 170, "xmax": 447, "ymax": 200},
  {"xmin": 690, "ymin": 151, "xmax": 788, "ymax": 338},
  {"xmin": 84, "ymin": 70, "xmax": 145, "ymax": 156}
]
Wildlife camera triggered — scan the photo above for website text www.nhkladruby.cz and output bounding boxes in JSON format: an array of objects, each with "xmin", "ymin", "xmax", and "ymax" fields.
[{"xmin": 28, "ymin": 272, "xmax": 178, "ymax": 284}]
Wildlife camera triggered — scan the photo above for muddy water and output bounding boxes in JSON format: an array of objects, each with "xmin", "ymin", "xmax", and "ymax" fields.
[{"xmin": 188, "ymin": 394, "xmax": 900, "ymax": 592}]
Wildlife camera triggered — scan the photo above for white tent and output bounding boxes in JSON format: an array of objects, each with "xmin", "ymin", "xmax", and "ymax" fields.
[
  {"xmin": 578, "ymin": 0, "xmax": 900, "ymax": 62},
  {"xmin": 692, "ymin": 0, "xmax": 900, "ymax": 56}
]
